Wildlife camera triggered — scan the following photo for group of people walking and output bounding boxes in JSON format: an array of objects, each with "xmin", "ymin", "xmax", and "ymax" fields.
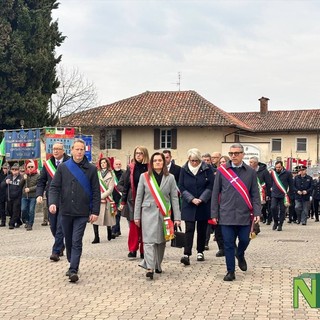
[{"xmin": 1, "ymin": 140, "xmax": 319, "ymax": 284}]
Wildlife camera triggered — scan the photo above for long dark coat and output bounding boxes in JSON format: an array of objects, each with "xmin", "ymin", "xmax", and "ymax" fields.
[{"xmin": 178, "ymin": 161, "xmax": 214, "ymax": 221}]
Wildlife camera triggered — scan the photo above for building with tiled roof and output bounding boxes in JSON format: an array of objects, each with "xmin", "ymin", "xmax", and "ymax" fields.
[{"xmin": 62, "ymin": 92, "xmax": 320, "ymax": 168}]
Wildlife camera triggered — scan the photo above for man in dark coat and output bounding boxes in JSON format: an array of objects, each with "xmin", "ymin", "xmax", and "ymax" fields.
[
  {"xmin": 36, "ymin": 142, "xmax": 70, "ymax": 261},
  {"xmin": 249, "ymin": 156, "xmax": 272, "ymax": 226},
  {"xmin": 1, "ymin": 162, "xmax": 24, "ymax": 229},
  {"xmin": 163, "ymin": 150, "xmax": 181, "ymax": 184},
  {"xmin": 111, "ymin": 158, "xmax": 124, "ymax": 237},
  {"xmin": 313, "ymin": 172, "xmax": 320, "ymax": 222},
  {"xmin": 163, "ymin": 149, "xmax": 181, "ymax": 221},
  {"xmin": 211, "ymin": 143, "xmax": 261, "ymax": 281},
  {"xmin": 294, "ymin": 165, "xmax": 313, "ymax": 225},
  {"xmin": 49, "ymin": 138, "xmax": 100, "ymax": 283},
  {"xmin": 270, "ymin": 160, "xmax": 294, "ymax": 231},
  {"xmin": 0, "ymin": 163, "xmax": 10, "ymax": 226}
]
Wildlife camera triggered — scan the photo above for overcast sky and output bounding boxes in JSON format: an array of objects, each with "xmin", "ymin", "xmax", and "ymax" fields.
[{"xmin": 53, "ymin": 0, "xmax": 320, "ymax": 112}]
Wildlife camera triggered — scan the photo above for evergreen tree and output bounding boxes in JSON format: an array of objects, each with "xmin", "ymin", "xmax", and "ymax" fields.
[{"xmin": 0, "ymin": 0, "xmax": 65, "ymax": 129}]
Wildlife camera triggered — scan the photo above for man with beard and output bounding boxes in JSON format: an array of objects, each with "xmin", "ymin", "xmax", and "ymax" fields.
[{"xmin": 270, "ymin": 161, "xmax": 294, "ymax": 231}]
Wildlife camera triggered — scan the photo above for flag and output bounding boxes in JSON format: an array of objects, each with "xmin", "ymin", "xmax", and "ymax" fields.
[
  {"xmin": 0, "ymin": 138, "xmax": 5, "ymax": 156},
  {"xmin": 0, "ymin": 138, "xmax": 5, "ymax": 168}
]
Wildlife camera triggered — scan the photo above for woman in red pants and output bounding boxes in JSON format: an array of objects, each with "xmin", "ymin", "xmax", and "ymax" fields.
[{"xmin": 119, "ymin": 146, "xmax": 149, "ymax": 259}]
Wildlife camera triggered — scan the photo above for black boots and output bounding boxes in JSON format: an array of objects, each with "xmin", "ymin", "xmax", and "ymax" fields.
[
  {"xmin": 107, "ymin": 226, "xmax": 115, "ymax": 241},
  {"xmin": 92, "ymin": 225, "xmax": 100, "ymax": 244}
]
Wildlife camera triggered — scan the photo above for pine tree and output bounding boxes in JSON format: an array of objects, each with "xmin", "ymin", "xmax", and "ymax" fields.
[{"xmin": 0, "ymin": 0, "xmax": 65, "ymax": 129}]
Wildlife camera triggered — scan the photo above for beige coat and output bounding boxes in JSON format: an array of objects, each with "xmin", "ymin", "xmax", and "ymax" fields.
[{"xmin": 94, "ymin": 170, "xmax": 115, "ymax": 227}]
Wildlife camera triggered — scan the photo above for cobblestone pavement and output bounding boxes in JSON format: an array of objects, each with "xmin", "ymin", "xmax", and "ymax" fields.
[{"xmin": 1, "ymin": 211, "xmax": 320, "ymax": 320}]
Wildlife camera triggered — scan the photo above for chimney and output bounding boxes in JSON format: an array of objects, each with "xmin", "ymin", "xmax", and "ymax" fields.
[{"xmin": 258, "ymin": 97, "xmax": 269, "ymax": 115}]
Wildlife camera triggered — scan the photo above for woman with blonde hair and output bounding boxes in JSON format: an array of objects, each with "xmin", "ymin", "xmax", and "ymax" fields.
[{"xmin": 119, "ymin": 146, "xmax": 149, "ymax": 258}]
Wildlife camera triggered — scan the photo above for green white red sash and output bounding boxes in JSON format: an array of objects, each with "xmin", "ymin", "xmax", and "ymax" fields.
[
  {"xmin": 257, "ymin": 178, "xmax": 266, "ymax": 203},
  {"xmin": 144, "ymin": 172, "xmax": 174, "ymax": 241},
  {"xmin": 44, "ymin": 160, "xmax": 57, "ymax": 178},
  {"xmin": 270, "ymin": 170, "xmax": 290, "ymax": 206},
  {"xmin": 218, "ymin": 165, "xmax": 253, "ymax": 218},
  {"xmin": 112, "ymin": 171, "xmax": 122, "ymax": 196},
  {"xmin": 98, "ymin": 171, "xmax": 117, "ymax": 216}
]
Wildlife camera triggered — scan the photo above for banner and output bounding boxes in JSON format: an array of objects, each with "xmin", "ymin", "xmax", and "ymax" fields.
[
  {"xmin": 76, "ymin": 135, "xmax": 92, "ymax": 162},
  {"xmin": 45, "ymin": 127, "xmax": 75, "ymax": 159},
  {"xmin": 286, "ymin": 157, "xmax": 312, "ymax": 171},
  {"xmin": 5, "ymin": 129, "xmax": 41, "ymax": 160}
]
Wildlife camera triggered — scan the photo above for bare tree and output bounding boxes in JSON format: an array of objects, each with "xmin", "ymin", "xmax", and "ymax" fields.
[{"xmin": 50, "ymin": 65, "xmax": 98, "ymax": 121}]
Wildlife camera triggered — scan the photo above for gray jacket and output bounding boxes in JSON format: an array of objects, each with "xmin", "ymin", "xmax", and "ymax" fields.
[
  {"xmin": 211, "ymin": 161, "xmax": 261, "ymax": 225},
  {"xmin": 134, "ymin": 173, "xmax": 181, "ymax": 243}
]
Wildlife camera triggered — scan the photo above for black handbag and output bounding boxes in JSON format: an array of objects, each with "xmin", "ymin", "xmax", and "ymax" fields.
[{"xmin": 171, "ymin": 226, "xmax": 185, "ymax": 248}]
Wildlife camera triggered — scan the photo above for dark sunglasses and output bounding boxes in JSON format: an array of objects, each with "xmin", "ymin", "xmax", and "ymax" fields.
[{"xmin": 228, "ymin": 152, "xmax": 243, "ymax": 157}]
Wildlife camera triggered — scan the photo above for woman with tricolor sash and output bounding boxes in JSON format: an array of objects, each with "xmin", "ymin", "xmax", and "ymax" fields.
[
  {"xmin": 92, "ymin": 157, "xmax": 115, "ymax": 243},
  {"xmin": 134, "ymin": 152, "xmax": 181, "ymax": 280}
]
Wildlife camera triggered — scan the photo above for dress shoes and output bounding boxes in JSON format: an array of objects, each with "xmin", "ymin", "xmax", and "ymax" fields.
[
  {"xmin": 216, "ymin": 250, "xmax": 225, "ymax": 257},
  {"xmin": 9, "ymin": 225, "xmax": 14, "ymax": 229},
  {"xmin": 237, "ymin": 256, "xmax": 247, "ymax": 271},
  {"xmin": 180, "ymin": 255, "xmax": 190, "ymax": 266},
  {"xmin": 204, "ymin": 245, "xmax": 209, "ymax": 251},
  {"xmin": 277, "ymin": 225, "xmax": 282, "ymax": 231},
  {"xmin": 223, "ymin": 272, "xmax": 235, "ymax": 281},
  {"xmin": 272, "ymin": 223, "xmax": 278, "ymax": 230},
  {"xmin": 146, "ymin": 270, "xmax": 154, "ymax": 280},
  {"xmin": 155, "ymin": 269, "xmax": 162, "ymax": 274},
  {"xmin": 0, "ymin": 223, "xmax": 6, "ymax": 227},
  {"xmin": 41, "ymin": 222, "xmax": 48, "ymax": 226},
  {"xmin": 128, "ymin": 251, "xmax": 137, "ymax": 258},
  {"xmin": 50, "ymin": 253, "xmax": 60, "ymax": 262},
  {"xmin": 69, "ymin": 272, "xmax": 79, "ymax": 283},
  {"xmin": 59, "ymin": 246, "xmax": 65, "ymax": 257}
]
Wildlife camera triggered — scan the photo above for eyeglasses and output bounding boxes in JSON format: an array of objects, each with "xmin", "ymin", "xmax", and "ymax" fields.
[
  {"xmin": 135, "ymin": 152, "xmax": 143, "ymax": 155},
  {"xmin": 190, "ymin": 159, "xmax": 200, "ymax": 163},
  {"xmin": 228, "ymin": 152, "xmax": 243, "ymax": 157},
  {"xmin": 27, "ymin": 166, "xmax": 34, "ymax": 168},
  {"xmin": 53, "ymin": 148, "xmax": 63, "ymax": 151},
  {"xmin": 11, "ymin": 168, "xmax": 19, "ymax": 171}
]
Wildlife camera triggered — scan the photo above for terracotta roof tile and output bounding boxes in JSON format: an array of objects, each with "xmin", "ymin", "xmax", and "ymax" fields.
[
  {"xmin": 62, "ymin": 91, "xmax": 251, "ymax": 131},
  {"xmin": 231, "ymin": 109, "xmax": 320, "ymax": 132}
]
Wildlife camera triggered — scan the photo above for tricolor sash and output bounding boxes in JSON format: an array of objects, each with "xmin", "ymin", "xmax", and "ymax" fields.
[
  {"xmin": 144, "ymin": 172, "xmax": 174, "ymax": 241},
  {"xmin": 98, "ymin": 171, "xmax": 117, "ymax": 216},
  {"xmin": 112, "ymin": 171, "xmax": 122, "ymax": 196},
  {"xmin": 44, "ymin": 159, "xmax": 57, "ymax": 178},
  {"xmin": 257, "ymin": 178, "xmax": 266, "ymax": 204},
  {"xmin": 270, "ymin": 170, "xmax": 290, "ymax": 206},
  {"xmin": 218, "ymin": 165, "xmax": 253, "ymax": 217}
]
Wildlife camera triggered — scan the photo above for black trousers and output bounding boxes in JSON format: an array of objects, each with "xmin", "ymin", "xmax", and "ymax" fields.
[
  {"xmin": 184, "ymin": 220, "xmax": 208, "ymax": 256},
  {"xmin": 313, "ymin": 199, "xmax": 319, "ymax": 220},
  {"xmin": 7, "ymin": 198, "xmax": 21, "ymax": 227},
  {"xmin": 0, "ymin": 200, "xmax": 6, "ymax": 224}
]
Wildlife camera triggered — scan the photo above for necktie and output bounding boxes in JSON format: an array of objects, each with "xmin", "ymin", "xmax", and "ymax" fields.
[{"xmin": 56, "ymin": 160, "xmax": 60, "ymax": 167}]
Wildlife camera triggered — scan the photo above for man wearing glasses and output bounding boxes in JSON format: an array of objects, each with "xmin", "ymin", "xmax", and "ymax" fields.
[
  {"xmin": 211, "ymin": 143, "xmax": 261, "ymax": 281},
  {"xmin": 21, "ymin": 160, "xmax": 39, "ymax": 231},
  {"xmin": 36, "ymin": 142, "xmax": 70, "ymax": 261}
]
